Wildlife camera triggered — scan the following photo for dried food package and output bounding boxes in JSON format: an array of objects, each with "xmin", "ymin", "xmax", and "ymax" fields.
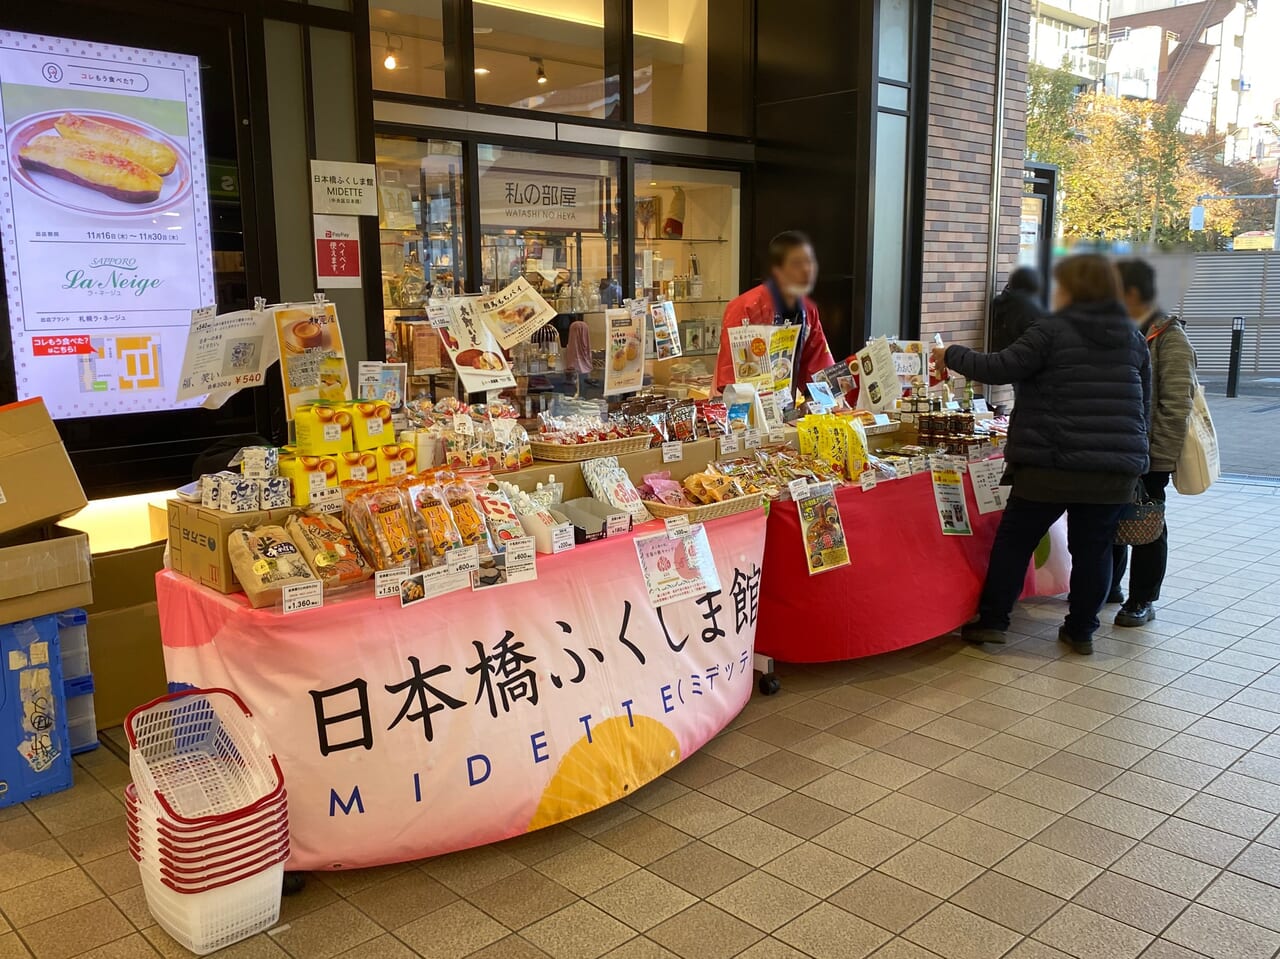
[
  {"xmin": 228, "ymin": 525, "xmax": 316, "ymax": 609},
  {"xmin": 440, "ymin": 479, "xmax": 494, "ymax": 552},
  {"xmin": 346, "ymin": 485, "xmax": 419, "ymax": 570},
  {"xmin": 404, "ymin": 479, "xmax": 464, "ymax": 567},
  {"xmin": 581, "ymin": 455, "xmax": 652, "ymax": 524},
  {"xmin": 285, "ymin": 513, "xmax": 372, "ymax": 589}
]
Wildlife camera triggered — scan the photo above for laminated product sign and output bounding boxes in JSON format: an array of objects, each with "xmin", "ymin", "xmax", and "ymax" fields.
[
  {"xmin": 272, "ymin": 301, "xmax": 351, "ymax": 419},
  {"xmin": 603, "ymin": 306, "xmax": 645, "ymax": 396},
  {"xmin": 795, "ymin": 481, "xmax": 850, "ymax": 574},
  {"xmin": 650, "ymin": 300, "xmax": 682, "ymax": 360},
  {"xmin": 477, "ymin": 276, "xmax": 557, "ymax": 350},
  {"xmin": 175, "ymin": 305, "xmax": 278, "ymax": 405},
  {"xmin": 439, "ymin": 296, "xmax": 517, "ymax": 395},
  {"xmin": 931, "ymin": 456, "xmax": 973, "ymax": 535},
  {"xmin": 855, "ymin": 337, "xmax": 903, "ymax": 413}
]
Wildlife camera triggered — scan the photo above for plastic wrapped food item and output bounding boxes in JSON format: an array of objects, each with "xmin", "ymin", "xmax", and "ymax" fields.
[
  {"xmin": 695, "ymin": 400, "xmax": 729, "ymax": 438},
  {"xmin": 345, "ymin": 484, "xmax": 419, "ymax": 570},
  {"xmin": 581, "ymin": 455, "xmax": 652, "ymax": 524},
  {"xmin": 475, "ymin": 487, "xmax": 526, "ymax": 545},
  {"xmin": 668, "ymin": 403, "xmax": 697, "ymax": 442},
  {"xmin": 228, "ymin": 525, "xmax": 316, "ymax": 608},
  {"xmin": 440, "ymin": 477, "xmax": 492, "ymax": 552},
  {"xmin": 641, "ymin": 471, "xmax": 693, "ymax": 507},
  {"xmin": 403, "ymin": 479, "xmax": 464, "ymax": 567},
  {"xmin": 286, "ymin": 513, "xmax": 371, "ymax": 589}
]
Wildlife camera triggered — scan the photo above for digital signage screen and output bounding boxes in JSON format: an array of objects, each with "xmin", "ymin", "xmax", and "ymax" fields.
[{"xmin": 0, "ymin": 30, "xmax": 213, "ymax": 419}]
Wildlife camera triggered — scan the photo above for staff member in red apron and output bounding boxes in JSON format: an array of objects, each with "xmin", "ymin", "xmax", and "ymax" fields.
[{"xmin": 713, "ymin": 231, "xmax": 835, "ymax": 396}]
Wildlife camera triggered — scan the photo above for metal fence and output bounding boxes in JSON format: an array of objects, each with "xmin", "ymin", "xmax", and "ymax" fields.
[{"xmin": 1156, "ymin": 251, "xmax": 1280, "ymax": 376}]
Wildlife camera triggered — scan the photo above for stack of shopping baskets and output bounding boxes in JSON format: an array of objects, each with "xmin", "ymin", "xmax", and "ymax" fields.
[{"xmin": 125, "ymin": 688, "xmax": 289, "ymax": 955}]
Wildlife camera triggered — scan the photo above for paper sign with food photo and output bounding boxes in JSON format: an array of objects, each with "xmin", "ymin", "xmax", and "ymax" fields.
[
  {"xmin": 889, "ymin": 340, "xmax": 927, "ymax": 384},
  {"xmin": 478, "ymin": 277, "xmax": 557, "ymax": 349},
  {"xmin": 767, "ymin": 325, "xmax": 800, "ymax": 403},
  {"xmin": 441, "ymin": 296, "xmax": 517, "ymax": 393},
  {"xmin": 633, "ymin": 524, "xmax": 720, "ymax": 607},
  {"xmin": 604, "ymin": 306, "xmax": 645, "ymax": 396},
  {"xmin": 855, "ymin": 336, "xmax": 902, "ymax": 414},
  {"xmin": 273, "ymin": 302, "xmax": 351, "ymax": 419},
  {"xmin": 650, "ymin": 300, "xmax": 683, "ymax": 360},
  {"xmin": 797, "ymin": 481, "xmax": 851, "ymax": 575},
  {"xmin": 728, "ymin": 325, "xmax": 774, "ymax": 392}
]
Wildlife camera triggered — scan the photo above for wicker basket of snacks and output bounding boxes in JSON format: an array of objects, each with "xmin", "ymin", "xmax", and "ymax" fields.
[
  {"xmin": 643, "ymin": 493, "xmax": 764, "ymax": 523},
  {"xmin": 529, "ymin": 435, "xmax": 653, "ymax": 462}
]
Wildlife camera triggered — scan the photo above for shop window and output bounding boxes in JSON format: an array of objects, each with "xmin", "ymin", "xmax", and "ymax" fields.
[
  {"xmin": 370, "ymin": 0, "xmax": 447, "ymax": 100},
  {"xmin": 473, "ymin": 1, "xmax": 615, "ymax": 120},
  {"xmin": 478, "ymin": 145, "xmax": 620, "ymax": 407},
  {"xmin": 376, "ymin": 136, "xmax": 466, "ymax": 396},
  {"xmin": 879, "ymin": 0, "xmax": 910, "ymax": 84},
  {"xmin": 633, "ymin": 0, "xmax": 749, "ymax": 134},
  {"xmin": 634, "ymin": 163, "xmax": 740, "ymax": 395},
  {"xmin": 869, "ymin": 112, "xmax": 907, "ymax": 338}
]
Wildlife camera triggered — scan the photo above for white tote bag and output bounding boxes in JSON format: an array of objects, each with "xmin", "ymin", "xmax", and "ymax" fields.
[{"xmin": 1173, "ymin": 380, "xmax": 1219, "ymax": 495}]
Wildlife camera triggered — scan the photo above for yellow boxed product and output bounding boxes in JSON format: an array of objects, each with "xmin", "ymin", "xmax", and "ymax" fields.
[
  {"xmin": 351, "ymin": 400, "xmax": 394, "ymax": 451},
  {"xmin": 375, "ymin": 444, "xmax": 417, "ymax": 483},
  {"xmin": 279, "ymin": 454, "xmax": 339, "ymax": 506},
  {"xmin": 294, "ymin": 402, "xmax": 353, "ymax": 454},
  {"xmin": 337, "ymin": 450, "xmax": 379, "ymax": 484}
]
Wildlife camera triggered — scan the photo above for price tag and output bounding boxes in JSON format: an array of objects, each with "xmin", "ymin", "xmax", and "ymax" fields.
[
  {"xmin": 909, "ymin": 456, "xmax": 928, "ymax": 475},
  {"xmin": 388, "ymin": 459, "xmax": 408, "ymax": 478},
  {"xmin": 606, "ymin": 513, "xmax": 631, "ymax": 537},
  {"xmin": 744, "ymin": 429, "xmax": 762, "ymax": 449},
  {"xmin": 453, "ymin": 412, "xmax": 474, "ymax": 436},
  {"xmin": 505, "ymin": 536, "xmax": 536, "ymax": 566},
  {"xmin": 720, "ymin": 434, "xmax": 740, "ymax": 455},
  {"xmin": 860, "ymin": 473, "xmax": 878, "ymax": 493},
  {"xmin": 446, "ymin": 545, "xmax": 480, "ymax": 575},
  {"xmin": 375, "ymin": 566, "xmax": 411, "ymax": 599},
  {"xmin": 769, "ymin": 428, "xmax": 787, "ymax": 444},
  {"xmin": 281, "ymin": 581, "xmax": 323, "ymax": 615},
  {"xmin": 662, "ymin": 441, "xmax": 683, "ymax": 463},
  {"xmin": 551, "ymin": 524, "xmax": 576, "ymax": 553},
  {"xmin": 788, "ymin": 478, "xmax": 810, "ymax": 501},
  {"xmin": 427, "ymin": 304, "xmax": 450, "ymax": 328},
  {"xmin": 308, "ymin": 471, "xmax": 329, "ymax": 491},
  {"xmin": 367, "ymin": 417, "xmax": 385, "ymax": 437},
  {"xmin": 323, "ymin": 423, "xmax": 342, "ymax": 442},
  {"xmin": 664, "ymin": 515, "xmax": 690, "ymax": 533},
  {"xmin": 309, "ymin": 485, "xmax": 343, "ymax": 514},
  {"xmin": 973, "ymin": 397, "xmax": 990, "ymax": 413}
]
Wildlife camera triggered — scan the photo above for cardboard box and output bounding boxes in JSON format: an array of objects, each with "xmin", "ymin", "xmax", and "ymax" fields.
[
  {"xmin": 84, "ymin": 541, "xmax": 165, "ymax": 615},
  {"xmin": 0, "ymin": 526, "xmax": 93, "ymax": 625},
  {"xmin": 0, "ymin": 398, "xmax": 88, "ymax": 538},
  {"xmin": 88, "ymin": 602, "xmax": 165, "ymax": 728},
  {"xmin": 167, "ymin": 500, "xmax": 294, "ymax": 593}
]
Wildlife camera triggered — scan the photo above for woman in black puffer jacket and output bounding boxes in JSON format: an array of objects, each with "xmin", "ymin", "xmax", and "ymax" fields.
[{"xmin": 933, "ymin": 254, "xmax": 1151, "ymax": 655}]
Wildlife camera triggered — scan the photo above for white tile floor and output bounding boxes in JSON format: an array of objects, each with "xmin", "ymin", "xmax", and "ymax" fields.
[{"xmin": 2, "ymin": 480, "xmax": 1279, "ymax": 958}]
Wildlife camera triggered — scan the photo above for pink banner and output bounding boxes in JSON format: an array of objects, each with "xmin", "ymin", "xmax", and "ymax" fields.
[
  {"xmin": 757, "ymin": 472, "xmax": 1071, "ymax": 663},
  {"xmin": 157, "ymin": 511, "xmax": 768, "ymax": 871}
]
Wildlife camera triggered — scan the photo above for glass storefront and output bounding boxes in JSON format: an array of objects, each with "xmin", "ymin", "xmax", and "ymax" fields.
[{"xmin": 370, "ymin": 1, "xmax": 447, "ymax": 100}]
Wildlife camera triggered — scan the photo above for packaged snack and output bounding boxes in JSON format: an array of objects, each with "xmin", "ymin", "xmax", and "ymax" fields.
[
  {"xmin": 295, "ymin": 402, "xmax": 354, "ymax": 454},
  {"xmin": 581, "ymin": 455, "xmax": 652, "ymax": 525},
  {"xmin": 201, "ymin": 472, "xmax": 230, "ymax": 509},
  {"xmin": 404, "ymin": 479, "xmax": 464, "ymax": 567},
  {"xmin": 668, "ymin": 403, "xmax": 697, "ymax": 443},
  {"xmin": 695, "ymin": 400, "xmax": 729, "ymax": 438},
  {"xmin": 440, "ymin": 478, "xmax": 492, "ymax": 552},
  {"xmin": 352, "ymin": 400, "xmax": 394, "ymax": 450},
  {"xmin": 727, "ymin": 402, "xmax": 751, "ymax": 433},
  {"xmin": 346, "ymin": 485, "xmax": 419, "ymax": 570},
  {"xmin": 475, "ymin": 487, "xmax": 526, "ymax": 545},
  {"xmin": 227, "ymin": 525, "xmax": 316, "ymax": 609},
  {"xmin": 279, "ymin": 454, "xmax": 339, "ymax": 506},
  {"xmin": 377, "ymin": 443, "xmax": 417, "ymax": 482},
  {"xmin": 258, "ymin": 477, "xmax": 292, "ymax": 510},
  {"xmin": 286, "ymin": 513, "xmax": 371, "ymax": 589},
  {"xmin": 642, "ymin": 471, "xmax": 693, "ymax": 507},
  {"xmin": 238, "ymin": 447, "xmax": 279, "ymax": 479},
  {"xmin": 220, "ymin": 475, "xmax": 259, "ymax": 514}
]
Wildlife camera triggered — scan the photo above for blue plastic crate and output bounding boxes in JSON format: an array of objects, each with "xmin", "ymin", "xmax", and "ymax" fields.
[{"xmin": 0, "ymin": 614, "xmax": 73, "ymax": 808}]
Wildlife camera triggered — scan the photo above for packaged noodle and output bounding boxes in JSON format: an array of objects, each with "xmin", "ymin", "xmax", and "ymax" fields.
[
  {"xmin": 402, "ymin": 477, "xmax": 464, "ymax": 567},
  {"xmin": 286, "ymin": 513, "xmax": 371, "ymax": 589},
  {"xmin": 228, "ymin": 525, "xmax": 316, "ymax": 609},
  {"xmin": 345, "ymin": 484, "xmax": 419, "ymax": 570},
  {"xmin": 581, "ymin": 455, "xmax": 652, "ymax": 524}
]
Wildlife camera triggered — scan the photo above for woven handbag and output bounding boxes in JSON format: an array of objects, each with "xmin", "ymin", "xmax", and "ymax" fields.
[{"xmin": 1115, "ymin": 482, "xmax": 1165, "ymax": 546}]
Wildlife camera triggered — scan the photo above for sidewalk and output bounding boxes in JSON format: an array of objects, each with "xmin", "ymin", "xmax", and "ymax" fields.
[{"xmin": 1205, "ymin": 393, "xmax": 1280, "ymax": 479}]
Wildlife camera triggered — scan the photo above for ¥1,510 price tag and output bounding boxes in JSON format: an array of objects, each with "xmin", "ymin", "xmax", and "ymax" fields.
[
  {"xmin": 662, "ymin": 441, "xmax": 683, "ymax": 463},
  {"xmin": 374, "ymin": 566, "xmax": 411, "ymax": 599},
  {"xmin": 282, "ymin": 580, "xmax": 323, "ymax": 615}
]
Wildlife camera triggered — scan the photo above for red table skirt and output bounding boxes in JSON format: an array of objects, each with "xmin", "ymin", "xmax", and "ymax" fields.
[{"xmin": 756, "ymin": 472, "xmax": 1070, "ymax": 663}]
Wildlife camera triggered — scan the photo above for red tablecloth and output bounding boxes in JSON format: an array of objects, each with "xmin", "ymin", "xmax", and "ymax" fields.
[{"xmin": 756, "ymin": 472, "xmax": 1070, "ymax": 663}]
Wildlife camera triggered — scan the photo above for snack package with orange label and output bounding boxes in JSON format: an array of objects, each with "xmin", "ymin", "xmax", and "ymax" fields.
[
  {"xmin": 344, "ymin": 484, "xmax": 419, "ymax": 571},
  {"xmin": 437, "ymin": 475, "xmax": 493, "ymax": 553},
  {"xmin": 402, "ymin": 477, "xmax": 464, "ymax": 567},
  {"xmin": 295, "ymin": 402, "xmax": 354, "ymax": 454},
  {"xmin": 285, "ymin": 513, "xmax": 371, "ymax": 589},
  {"xmin": 337, "ymin": 450, "xmax": 379, "ymax": 484},
  {"xmin": 352, "ymin": 400, "xmax": 394, "ymax": 450},
  {"xmin": 376, "ymin": 443, "xmax": 417, "ymax": 483},
  {"xmin": 279, "ymin": 454, "xmax": 339, "ymax": 506}
]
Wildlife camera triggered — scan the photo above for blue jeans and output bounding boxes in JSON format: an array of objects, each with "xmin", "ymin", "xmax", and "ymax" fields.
[{"xmin": 978, "ymin": 496, "xmax": 1127, "ymax": 640}]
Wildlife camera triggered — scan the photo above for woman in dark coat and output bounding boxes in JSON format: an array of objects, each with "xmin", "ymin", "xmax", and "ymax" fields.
[{"xmin": 933, "ymin": 255, "xmax": 1152, "ymax": 654}]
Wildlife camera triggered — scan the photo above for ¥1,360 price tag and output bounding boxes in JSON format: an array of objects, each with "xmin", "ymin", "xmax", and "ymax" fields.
[
  {"xmin": 447, "ymin": 545, "xmax": 480, "ymax": 575},
  {"xmin": 374, "ymin": 566, "xmax": 411, "ymax": 600},
  {"xmin": 281, "ymin": 580, "xmax": 323, "ymax": 615},
  {"xmin": 662, "ymin": 441, "xmax": 683, "ymax": 463}
]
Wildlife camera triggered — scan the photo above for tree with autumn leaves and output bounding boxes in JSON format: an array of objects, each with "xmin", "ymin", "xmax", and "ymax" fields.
[{"xmin": 1026, "ymin": 63, "xmax": 1248, "ymax": 248}]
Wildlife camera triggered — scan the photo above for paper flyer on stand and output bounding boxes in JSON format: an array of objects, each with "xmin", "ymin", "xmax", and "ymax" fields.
[
  {"xmin": 650, "ymin": 300, "xmax": 683, "ymax": 360},
  {"xmin": 441, "ymin": 296, "xmax": 517, "ymax": 394},
  {"xmin": 357, "ymin": 361, "xmax": 408, "ymax": 412},
  {"xmin": 889, "ymin": 340, "xmax": 927, "ymax": 386},
  {"xmin": 797, "ymin": 481, "xmax": 850, "ymax": 574},
  {"xmin": 931, "ymin": 457, "xmax": 973, "ymax": 535},
  {"xmin": 968, "ymin": 459, "xmax": 1010, "ymax": 514},
  {"xmin": 728, "ymin": 324, "xmax": 775, "ymax": 391},
  {"xmin": 176, "ymin": 306, "xmax": 278, "ymax": 404},
  {"xmin": 272, "ymin": 301, "xmax": 350, "ymax": 419},
  {"xmin": 633, "ymin": 524, "xmax": 721, "ymax": 607},
  {"xmin": 768, "ymin": 325, "xmax": 801, "ymax": 405},
  {"xmin": 604, "ymin": 306, "xmax": 645, "ymax": 396},
  {"xmin": 855, "ymin": 336, "xmax": 903, "ymax": 413},
  {"xmin": 477, "ymin": 277, "xmax": 556, "ymax": 349}
]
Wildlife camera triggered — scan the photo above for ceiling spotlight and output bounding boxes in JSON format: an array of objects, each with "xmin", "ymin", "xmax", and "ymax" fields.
[
  {"xmin": 531, "ymin": 57, "xmax": 548, "ymax": 85},
  {"xmin": 382, "ymin": 33, "xmax": 402, "ymax": 71},
  {"xmin": 474, "ymin": 66, "xmax": 490, "ymax": 75}
]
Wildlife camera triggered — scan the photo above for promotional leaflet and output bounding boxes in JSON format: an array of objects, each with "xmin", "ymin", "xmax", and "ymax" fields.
[
  {"xmin": 477, "ymin": 276, "xmax": 556, "ymax": 350},
  {"xmin": 357, "ymin": 361, "xmax": 408, "ymax": 413},
  {"xmin": 855, "ymin": 336, "xmax": 902, "ymax": 413},
  {"xmin": 633, "ymin": 523, "xmax": 720, "ymax": 607},
  {"xmin": 768, "ymin": 325, "xmax": 800, "ymax": 404},
  {"xmin": 440, "ymin": 296, "xmax": 517, "ymax": 394},
  {"xmin": 0, "ymin": 31, "xmax": 215, "ymax": 419},
  {"xmin": 889, "ymin": 340, "xmax": 927, "ymax": 387},
  {"xmin": 272, "ymin": 301, "xmax": 351, "ymax": 419},
  {"xmin": 650, "ymin": 299, "xmax": 682, "ymax": 360},
  {"xmin": 728, "ymin": 324, "xmax": 800, "ymax": 401},
  {"xmin": 796, "ymin": 481, "xmax": 851, "ymax": 575},
  {"xmin": 176, "ymin": 305, "xmax": 278, "ymax": 404},
  {"xmin": 968, "ymin": 459, "xmax": 1010, "ymax": 514},
  {"xmin": 931, "ymin": 457, "xmax": 973, "ymax": 535},
  {"xmin": 603, "ymin": 306, "xmax": 645, "ymax": 396}
]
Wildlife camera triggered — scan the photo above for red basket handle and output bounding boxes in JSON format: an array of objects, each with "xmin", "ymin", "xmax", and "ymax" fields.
[
  {"xmin": 127, "ymin": 809, "xmax": 289, "ymax": 857},
  {"xmin": 154, "ymin": 844, "xmax": 291, "ymax": 893},
  {"xmin": 140, "ymin": 754, "xmax": 285, "ymax": 827},
  {"xmin": 130, "ymin": 825, "xmax": 289, "ymax": 872},
  {"xmin": 124, "ymin": 687, "xmax": 255, "ymax": 749}
]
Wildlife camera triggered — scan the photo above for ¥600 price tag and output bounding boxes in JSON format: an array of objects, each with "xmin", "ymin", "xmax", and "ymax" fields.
[
  {"xmin": 447, "ymin": 545, "xmax": 480, "ymax": 575},
  {"xmin": 282, "ymin": 581, "xmax": 323, "ymax": 615}
]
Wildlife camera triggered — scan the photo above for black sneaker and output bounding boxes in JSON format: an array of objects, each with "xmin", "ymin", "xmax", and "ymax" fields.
[
  {"xmin": 961, "ymin": 623, "xmax": 1008, "ymax": 645},
  {"xmin": 1057, "ymin": 626, "xmax": 1093, "ymax": 656},
  {"xmin": 1115, "ymin": 602, "xmax": 1155, "ymax": 628}
]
